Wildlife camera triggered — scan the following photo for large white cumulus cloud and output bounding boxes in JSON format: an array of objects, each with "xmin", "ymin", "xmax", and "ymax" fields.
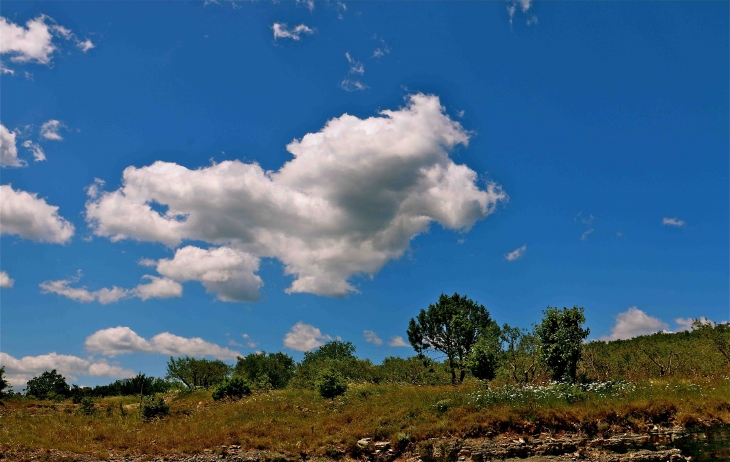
[
  {"xmin": 85, "ymin": 326, "xmax": 241, "ymax": 360},
  {"xmin": 86, "ymin": 94, "xmax": 507, "ymax": 297},
  {"xmin": 1, "ymin": 184, "xmax": 75, "ymax": 244}
]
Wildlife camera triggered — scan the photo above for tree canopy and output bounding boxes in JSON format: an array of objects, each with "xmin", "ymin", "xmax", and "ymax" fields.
[{"xmin": 407, "ymin": 292, "xmax": 499, "ymax": 384}]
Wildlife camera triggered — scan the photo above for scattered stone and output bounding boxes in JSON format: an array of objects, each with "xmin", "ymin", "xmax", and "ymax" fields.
[{"xmin": 357, "ymin": 438, "xmax": 371, "ymax": 448}]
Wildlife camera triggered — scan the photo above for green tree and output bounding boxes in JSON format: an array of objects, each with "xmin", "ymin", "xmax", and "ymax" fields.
[
  {"xmin": 534, "ymin": 306, "xmax": 590, "ymax": 382},
  {"xmin": 0, "ymin": 366, "xmax": 10, "ymax": 398},
  {"xmin": 234, "ymin": 352, "xmax": 295, "ymax": 390},
  {"xmin": 407, "ymin": 293, "xmax": 499, "ymax": 385},
  {"xmin": 25, "ymin": 369, "xmax": 71, "ymax": 400},
  {"xmin": 165, "ymin": 357, "xmax": 231, "ymax": 390},
  {"xmin": 465, "ymin": 331, "xmax": 502, "ymax": 381}
]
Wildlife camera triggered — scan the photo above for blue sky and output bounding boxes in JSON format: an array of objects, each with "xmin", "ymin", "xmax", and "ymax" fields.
[{"xmin": 1, "ymin": 0, "xmax": 727, "ymax": 388}]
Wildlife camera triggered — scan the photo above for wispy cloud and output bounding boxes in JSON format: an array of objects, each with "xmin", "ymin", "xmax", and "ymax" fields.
[
  {"xmin": 662, "ymin": 217, "xmax": 685, "ymax": 227},
  {"xmin": 363, "ymin": 330, "xmax": 383, "ymax": 346},
  {"xmin": 504, "ymin": 244, "xmax": 526, "ymax": 261},
  {"xmin": 507, "ymin": 0, "xmax": 537, "ymax": 27},
  {"xmin": 272, "ymin": 23, "xmax": 315, "ymax": 41},
  {"xmin": 341, "ymin": 52, "xmax": 367, "ymax": 91}
]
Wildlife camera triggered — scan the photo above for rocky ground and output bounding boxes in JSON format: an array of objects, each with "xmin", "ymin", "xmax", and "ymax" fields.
[{"xmin": 0, "ymin": 427, "xmax": 698, "ymax": 462}]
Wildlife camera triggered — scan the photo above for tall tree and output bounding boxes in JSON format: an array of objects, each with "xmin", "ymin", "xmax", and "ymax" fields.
[
  {"xmin": 166, "ymin": 357, "xmax": 231, "ymax": 390},
  {"xmin": 534, "ymin": 306, "xmax": 590, "ymax": 382},
  {"xmin": 407, "ymin": 293, "xmax": 499, "ymax": 385},
  {"xmin": 25, "ymin": 369, "xmax": 70, "ymax": 400}
]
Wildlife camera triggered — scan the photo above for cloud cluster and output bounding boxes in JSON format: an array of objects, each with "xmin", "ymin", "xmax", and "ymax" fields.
[
  {"xmin": 341, "ymin": 52, "xmax": 367, "ymax": 91},
  {"xmin": 507, "ymin": 0, "xmax": 537, "ymax": 26},
  {"xmin": 0, "ymin": 184, "xmax": 75, "ymax": 244},
  {"xmin": 0, "ymin": 15, "xmax": 94, "ymax": 69},
  {"xmin": 272, "ymin": 23, "xmax": 314, "ymax": 41},
  {"xmin": 504, "ymin": 244, "xmax": 526, "ymax": 261},
  {"xmin": 0, "ymin": 271, "xmax": 14, "ymax": 288},
  {"xmin": 86, "ymin": 94, "xmax": 506, "ymax": 298},
  {"xmin": 283, "ymin": 322, "xmax": 333, "ymax": 351},
  {"xmin": 0, "ymin": 352, "xmax": 134, "ymax": 388},
  {"xmin": 85, "ymin": 326, "xmax": 241, "ymax": 359},
  {"xmin": 362, "ymin": 330, "xmax": 409, "ymax": 347},
  {"xmin": 1, "ymin": 120, "xmax": 67, "ymax": 167},
  {"xmin": 40, "ymin": 271, "xmax": 182, "ymax": 304}
]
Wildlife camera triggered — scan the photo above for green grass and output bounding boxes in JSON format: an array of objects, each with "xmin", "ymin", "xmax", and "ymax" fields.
[{"xmin": 3, "ymin": 378, "xmax": 730, "ymax": 460}]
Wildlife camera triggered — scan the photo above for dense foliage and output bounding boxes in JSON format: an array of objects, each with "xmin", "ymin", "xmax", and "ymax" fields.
[
  {"xmin": 234, "ymin": 352, "xmax": 295, "ymax": 390},
  {"xmin": 166, "ymin": 357, "xmax": 231, "ymax": 390}
]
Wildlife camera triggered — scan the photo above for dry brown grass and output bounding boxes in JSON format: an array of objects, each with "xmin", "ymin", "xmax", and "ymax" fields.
[{"xmin": 3, "ymin": 378, "xmax": 729, "ymax": 460}]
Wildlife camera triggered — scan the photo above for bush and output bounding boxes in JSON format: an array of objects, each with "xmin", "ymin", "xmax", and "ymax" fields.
[
  {"xmin": 316, "ymin": 368, "xmax": 347, "ymax": 400},
  {"xmin": 212, "ymin": 377, "xmax": 252, "ymax": 401},
  {"xmin": 141, "ymin": 396, "xmax": 170, "ymax": 420},
  {"xmin": 79, "ymin": 396, "xmax": 95, "ymax": 416},
  {"xmin": 234, "ymin": 352, "xmax": 295, "ymax": 390}
]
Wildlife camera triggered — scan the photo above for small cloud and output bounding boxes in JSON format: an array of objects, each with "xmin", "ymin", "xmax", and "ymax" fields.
[
  {"xmin": 388, "ymin": 336, "xmax": 409, "ymax": 347},
  {"xmin": 242, "ymin": 333, "xmax": 257, "ymax": 348},
  {"xmin": 599, "ymin": 307, "xmax": 669, "ymax": 341},
  {"xmin": 283, "ymin": 321, "xmax": 333, "ymax": 352},
  {"xmin": 0, "ymin": 270, "xmax": 14, "ymax": 288},
  {"xmin": 504, "ymin": 244, "xmax": 526, "ymax": 262},
  {"xmin": 363, "ymin": 330, "xmax": 383, "ymax": 346},
  {"xmin": 22, "ymin": 140, "xmax": 46, "ymax": 162},
  {"xmin": 662, "ymin": 217, "xmax": 686, "ymax": 227},
  {"xmin": 77, "ymin": 38, "xmax": 94, "ymax": 53},
  {"xmin": 580, "ymin": 228, "xmax": 594, "ymax": 241},
  {"xmin": 40, "ymin": 120, "xmax": 65, "ymax": 140},
  {"xmin": 272, "ymin": 23, "xmax": 315, "ymax": 41},
  {"xmin": 228, "ymin": 338, "xmax": 244, "ymax": 347}
]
